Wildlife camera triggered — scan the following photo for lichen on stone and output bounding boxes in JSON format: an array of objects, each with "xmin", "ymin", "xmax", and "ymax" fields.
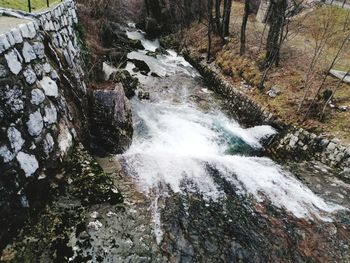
[
  {"xmin": 43, "ymin": 103, "xmax": 58, "ymax": 125},
  {"xmin": 22, "ymin": 42, "xmax": 36, "ymax": 63},
  {"xmin": 16, "ymin": 151, "xmax": 39, "ymax": 177},
  {"xmin": 0, "ymin": 145, "xmax": 14, "ymax": 163},
  {"xmin": 7, "ymin": 127, "xmax": 24, "ymax": 153},
  {"xmin": 23, "ymin": 65, "xmax": 37, "ymax": 84},
  {"xmin": 30, "ymin": 88, "xmax": 45, "ymax": 106},
  {"xmin": 5, "ymin": 50, "xmax": 22, "ymax": 75},
  {"xmin": 43, "ymin": 133, "xmax": 55, "ymax": 157},
  {"xmin": 39, "ymin": 76, "xmax": 59, "ymax": 98},
  {"xmin": 58, "ymin": 124, "xmax": 73, "ymax": 156},
  {"xmin": 26, "ymin": 110, "xmax": 44, "ymax": 137}
]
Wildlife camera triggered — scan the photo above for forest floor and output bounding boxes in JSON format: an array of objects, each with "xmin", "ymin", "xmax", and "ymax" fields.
[{"xmin": 184, "ymin": 2, "xmax": 350, "ymax": 143}]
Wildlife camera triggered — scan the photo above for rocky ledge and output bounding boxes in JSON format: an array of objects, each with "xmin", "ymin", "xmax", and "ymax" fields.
[
  {"xmin": 89, "ymin": 83, "xmax": 133, "ymax": 157},
  {"xmin": 0, "ymin": 144, "xmax": 123, "ymax": 262}
]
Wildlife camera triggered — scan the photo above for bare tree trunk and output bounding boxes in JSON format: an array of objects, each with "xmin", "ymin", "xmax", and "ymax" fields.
[
  {"xmin": 298, "ymin": 31, "xmax": 330, "ymax": 113},
  {"xmin": 214, "ymin": 0, "xmax": 222, "ymax": 35},
  {"xmin": 145, "ymin": 0, "xmax": 150, "ymax": 16},
  {"xmin": 265, "ymin": 0, "xmax": 287, "ymax": 67},
  {"xmin": 183, "ymin": 0, "xmax": 191, "ymax": 27},
  {"xmin": 222, "ymin": 0, "xmax": 232, "ymax": 37},
  {"xmin": 257, "ymin": 17, "xmax": 269, "ymax": 53},
  {"xmin": 320, "ymin": 69, "xmax": 350, "ymax": 120},
  {"xmin": 240, "ymin": 0, "xmax": 250, "ymax": 55},
  {"xmin": 258, "ymin": 0, "xmax": 287, "ymax": 88},
  {"xmin": 258, "ymin": 48, "xmax": 279, "ymax": 89},
  {"xmin": 303, "ymin": 30, "xmax": 350, "ymax": 119}
]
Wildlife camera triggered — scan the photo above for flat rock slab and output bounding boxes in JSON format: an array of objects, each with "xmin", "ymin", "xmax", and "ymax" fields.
[
  {"xmin": 0, "ymin": 16, "xmax": 31, "ymax": 35},
  {"xmin": 330, "ymin": 69, "xmax": 350, "ymax": 84}
]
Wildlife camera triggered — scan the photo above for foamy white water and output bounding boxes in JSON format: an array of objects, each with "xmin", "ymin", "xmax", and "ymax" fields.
[
  {"xmin": 119, "ymin": 28, "xmax": 344, "ymax": 223},
  {"xmin": 120, "ymin": 100, "xmax": 343, "ymax": 220}
]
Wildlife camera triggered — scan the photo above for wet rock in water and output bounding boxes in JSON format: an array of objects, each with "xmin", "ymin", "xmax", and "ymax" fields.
[
  {"xmin": 101, "ymin": 21, "xmax": 144, "ymax": 50},
  {"xmin": 146, "ymin": 51, "xmax": 158, "ymax": 58},
  {"xmin": 266, "ymin": 86, "xmax": 281, "ymax": 98},
  {"xmin": 135, "ymin": 21, "xmax": 146, "ymax": 31},
  {"xmin": 146, "ymin": 48, "xmax": 169, "ymax": 58},
  {"xmin": 151, "ymin": 72, "xmax": 160, "ymax": 78},
  {"xmin": 89, "ymin": 83, "xmax": 133, "ymax": 156},
  {"xmin": 111, "ymin": 70, "xmax": 139, "ymax": 98},
  {"xmin": 129, "ymin": 59, "xmax": 150, "ymax": 75},
  {"xmin": 155, "ymin": 47, "xmax": 169, "ymax": 55},
  {"xmin": 145, "ymin": 17, "xmax": 162, "ymax": 37},
  {"xmin": 138, "ymin": 91, "xmax": 150, "ymax": 100},
  {"xmin": 128, "ymin": 39, "xmax": 144, "ymax": 50},
  {"xmin": 159, "ymin": 34, "xmax": 180, "ymax": 50}
]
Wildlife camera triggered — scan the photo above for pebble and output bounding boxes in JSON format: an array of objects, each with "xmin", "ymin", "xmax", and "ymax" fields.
[{"xmin": 87, "ymin": 220, "xmax": 102, "ymax": 231}]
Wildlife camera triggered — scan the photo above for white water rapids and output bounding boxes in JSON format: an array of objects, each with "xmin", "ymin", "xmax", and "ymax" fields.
[{"xmin": 117, "ymin": 28, "xmax": 344, "ymax": 227}]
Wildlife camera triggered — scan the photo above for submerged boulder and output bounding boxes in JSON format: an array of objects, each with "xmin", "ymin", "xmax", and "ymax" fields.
[
  {"xmin": 129, "ymin": 59, "xmax": 150, "ymax": 75},
  {"xmin": 138, "ymin": 91, "xmax": 150, "ymax": 100},
  {"xmin": 89, "ymin": 83, "xmax": 133, "ymax": 156}
]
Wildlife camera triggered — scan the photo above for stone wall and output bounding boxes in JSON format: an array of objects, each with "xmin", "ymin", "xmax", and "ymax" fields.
[
  {"xmin": 0, "ymin": 0, "xmax": 87, "ymax": 243},
  {"xmin": 271, "ymin": 128, "xmax": 350, "ymax": 179},
  {"xmin": 184, "ymin": 53, "xmax": 350, "ymax": 178},
  {"xmin": 184, "ymin": 53, "xmax": 280, "ymax": 128}
]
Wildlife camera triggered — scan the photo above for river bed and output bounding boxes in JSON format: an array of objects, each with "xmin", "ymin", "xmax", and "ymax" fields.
[{"xmin": 85, "ymin": 28, "xmax": 350, "ymax": 262}]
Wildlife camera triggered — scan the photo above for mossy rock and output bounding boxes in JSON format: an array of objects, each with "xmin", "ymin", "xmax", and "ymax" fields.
[
  {"xmin": 159, "ymin": 34, "xmax": 180, "ymax": 50},
  {"xmin": 111, "ymin": 70, "xmax": 139, "ymax": 98},
  {"xmin": 64, "ymin": 147, "xmax": 123, "ymax": 206},
  {"xmin": 1, "ymin": 145, "xmax": 123, "ymax": 262}
]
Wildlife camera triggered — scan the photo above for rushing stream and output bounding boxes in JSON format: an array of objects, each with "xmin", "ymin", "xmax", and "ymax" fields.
[{"xmin": 89, "ymin": 27, "xmax": 350, "ymax": 262}]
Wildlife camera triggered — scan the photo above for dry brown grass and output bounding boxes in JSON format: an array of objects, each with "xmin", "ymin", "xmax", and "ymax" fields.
[{"xmin": 184, "ymin": 2, "xmax": 350, "ymax": 142}]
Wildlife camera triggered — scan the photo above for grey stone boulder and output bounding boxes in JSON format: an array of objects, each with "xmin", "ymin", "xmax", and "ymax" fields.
[
  {"xmin": 129, "ymin": 59, "xmax": 150, "ymax": 76},
  {"xmin": 89, "ymin": 83, "xmax": 133, "ymax": 156},
  {"xmin": 138, "ymin": 90, "xmax": 150, "ymax": 100},
  {"xmin": 338, "ymin": 105, "xmax": 348, "ymax": 112},
  {"xmin": 266, "ymin": 86, "xmax": 281, "ymax": 98},
  {"xmin": 145, "ymin": 17, "xmax": 162, "ymax": 37},
  {"xmin": 101, "ymin": 21, "xmax": 144, "ymax": 50},
  {"xmin": 110, "ymin": 70, "xmax": 139, "ymax": 99}
]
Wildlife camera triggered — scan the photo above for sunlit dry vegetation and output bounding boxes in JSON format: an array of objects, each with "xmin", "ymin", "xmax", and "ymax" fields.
[{"xmin": 183, "ymin": 1, "xmax": 350, "ymax": 142}]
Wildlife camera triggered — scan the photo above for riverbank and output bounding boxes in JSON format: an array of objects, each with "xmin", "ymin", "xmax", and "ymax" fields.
[
  {"xmin": 95, "ymin": 27, "xmax": 350, "ymax": 262},
  {"xmin": 182, "ymin": 2, "xmax": 350, "ymax": 144},
  {"xmin": 0, "ymin": 144, "xmax": 123, "ymax": 262},
  {"xmin": 183, "ymin": 51, "xmax": 350, "ymax": 178}
]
